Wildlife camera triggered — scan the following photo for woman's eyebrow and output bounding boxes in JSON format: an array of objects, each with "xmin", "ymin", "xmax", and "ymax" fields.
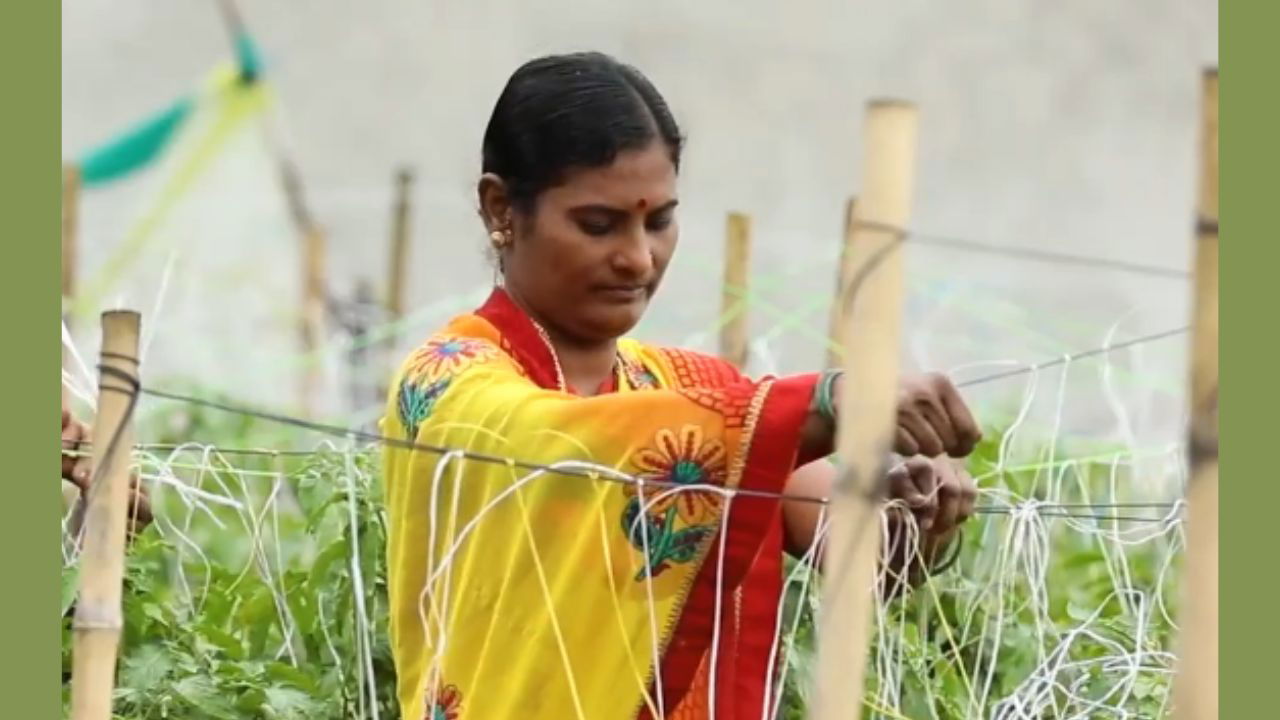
[{"xmin": 567, "ymin": 204, "xmax": 628, "ymax": 215}]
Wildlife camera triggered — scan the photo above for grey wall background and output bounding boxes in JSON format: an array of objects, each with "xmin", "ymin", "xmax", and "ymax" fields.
[{"xmin": 62, "ymin": 1, "xmax": 1217, "ymax": 465}]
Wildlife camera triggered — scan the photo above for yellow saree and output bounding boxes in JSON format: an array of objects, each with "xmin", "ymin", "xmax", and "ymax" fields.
[{"xmin": 381, "ymin": 289, "xmax": 819, "ymax": 720}]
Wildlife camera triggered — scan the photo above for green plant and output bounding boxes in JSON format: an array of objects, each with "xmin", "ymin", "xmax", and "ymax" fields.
[{"xmin": 63, "ymin": 446, "xmax": 396, "ymax": 720}]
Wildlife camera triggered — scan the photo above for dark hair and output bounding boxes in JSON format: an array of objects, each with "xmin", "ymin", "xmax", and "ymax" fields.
[{"xmin": 482, "ymin": 52, "xmax": 684, "ymax": 212}]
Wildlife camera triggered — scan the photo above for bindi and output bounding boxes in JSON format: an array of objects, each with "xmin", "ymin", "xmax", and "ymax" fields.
[{"xmin": 635, "ymin": 198, "xmax": 648, "ymax": 211}]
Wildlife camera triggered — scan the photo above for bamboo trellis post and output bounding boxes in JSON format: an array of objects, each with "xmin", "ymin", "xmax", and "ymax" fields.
[
  {"xmin": 720, "ymin": 211, "xmax": 751, "ymax": 369},
  {"xmin": 70, "ymin": 310, "xmax": 141, "ymax": 720},
  {"xmin": 387, "ymin": 167, "xmax": 414, "ymax": 322},
  {"xmin": 214, "ymin": 0, "xmax": 328, "ymax": 415},
  {"xmin": 826, "ymin": 196, "xmax": 859, "ymax": 369},
  {"xmin": 277, "ymin": 155, "xmax": 328, "ymax": 417},
  {"xmin": 62, "ymin": 163, "xmax": 81, "ymax": 409},
  {"xmin": 1171, "ymin": 67, "xmax": 1218, "ymax": 720},
  {"xmin": 813, "ymin": 100, "xmax": 917, "ymax": 720},
  {"xmin": 299, "ymin": 223, "xmax": 327, "ymax": 415}
]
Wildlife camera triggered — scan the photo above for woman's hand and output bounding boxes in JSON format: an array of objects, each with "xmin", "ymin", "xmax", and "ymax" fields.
[
  {"xmin": 893, "ymin": 373, "xmax": 981, "ymax": 458},
  {"xmin": 882, "ymin": 454, "xmax": 976, "ymax": 594},
  {"xmin": 61, "ymin": 405, "xmax": 90, "ymax": 490},
  {"xmin": 781, "ymin": 455, "xmax": 976, "ymax": 568},
  {"xmin": 885, "ymin": 454, "xmax": 977, "ymax": 539},
  {"xmin": 62, "ymin": 403, "xmax": 153, "ymax": 530}
]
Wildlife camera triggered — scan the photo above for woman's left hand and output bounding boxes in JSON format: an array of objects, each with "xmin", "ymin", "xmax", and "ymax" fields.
[{"xmin": 885, "ymin": 454, "xmax": 977, "ymax": 540}]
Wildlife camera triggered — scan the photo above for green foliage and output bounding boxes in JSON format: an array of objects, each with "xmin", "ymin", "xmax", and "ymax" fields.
[{"xmin": 63, "ymin": 447, "xmax": 397, "ymax": 719}]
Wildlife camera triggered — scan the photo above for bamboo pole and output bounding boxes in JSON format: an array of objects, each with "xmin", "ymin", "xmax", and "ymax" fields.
[
  {"xmin": 70, "ymin": 310, "xmax": 141, "ymax": 720},
  {"xmin": 813, "ymin": 100, "xmax": 917, "ymax": 720},
  {"xmin": 387, "ymin": 167, "xmax": 414, "ymax": 321},
  {"xmin": 299, "ymin": 222, "xmax": 327, "ymax": 416},
  {"xmin": 1171, "ymin": 67, "xmax": 1218, "ymax": 720},
  {"xmin": 826, "ymin": 197, "xmax": 859, "ymax": 369},
  {"xmin": 213, "ymin": 0, "xmax": 328, "ymax": 415},
  {"xmin": 62, "ymin": 164, "xmax": 81, "ymax": 408},
  {"xmin": 719, "ymin": 211, "xmax": 751, "ymax": 369},
  {"xmin": 277, "ymin": 154, "xmax": 328, "ymax": 417}
]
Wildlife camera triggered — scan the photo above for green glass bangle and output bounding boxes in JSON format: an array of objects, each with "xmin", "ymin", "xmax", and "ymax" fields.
[{"xmin": 812, "ymin": 369, "xmax": 842, "ymax": 425}]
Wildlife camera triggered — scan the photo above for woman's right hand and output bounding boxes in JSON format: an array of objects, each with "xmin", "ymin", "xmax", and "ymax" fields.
[
  {"xmin": 892, "ymin": 372, "xmax": 982, "ymax": 458},
  {"xmin": 804, "ymin": 370, "xmax": 981, "ymax": 464}
]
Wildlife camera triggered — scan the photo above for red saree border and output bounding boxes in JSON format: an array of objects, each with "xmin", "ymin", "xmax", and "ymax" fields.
[
  {"xmin": 474, "ymin": 287, "xmax": 563, "ymax": 391},
  {"xmin": 643, "ymin": 372, "xmax": 818, "ymax": 719}
]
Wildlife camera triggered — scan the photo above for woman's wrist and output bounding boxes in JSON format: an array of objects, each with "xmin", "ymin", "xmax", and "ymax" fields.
[{"xmin": 811, "ymin": 369, "xmax": 843, "ymax": 428}]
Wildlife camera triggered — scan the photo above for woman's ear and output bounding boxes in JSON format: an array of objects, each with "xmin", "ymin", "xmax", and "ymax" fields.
[{"xmin": 477, "ymin": 173, "xmax": 511, "ymax": 232}]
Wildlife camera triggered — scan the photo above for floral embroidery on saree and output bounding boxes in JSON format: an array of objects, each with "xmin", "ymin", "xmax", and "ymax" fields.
[{"xmin": 622, "ymin": 425, "xmax": 728, "ymax": 580}]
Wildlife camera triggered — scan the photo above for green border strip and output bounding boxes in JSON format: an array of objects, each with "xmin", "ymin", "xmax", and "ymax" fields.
[
  {"xmin": 6, "ymin": 0, "xmax": 59, "ymax": 717},
  {"xmin": 1221, "ymin": 1, "xmax": 1263, "ymax": 716}
]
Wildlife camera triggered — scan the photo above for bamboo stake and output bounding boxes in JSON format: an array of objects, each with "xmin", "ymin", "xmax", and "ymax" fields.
[
  {"xmin": 1171, "ymin": 67, "xmax": 1218, "ymax": 720},
  {"xmin": 719, "ymin": 211, "xmax": 751, "ymax": 369},
  {"xmin": 299, "ymin": 221, "xmax": 327, "ymax": 417},
  {"xmin": 826, "ymin": 197, "xmax": 859, "ymax": 369},
  {"xmin": 387, "ymin": 167, "xmax": 414, "ymax": 321},
  {"xmin": 70, "ymin": 310, "xmax": 141, "ymax": 720},
  {"xmin": 213, "ymin": 0, "xmax": 328, "ymax": 416},
  {"xmin": 62, "ymin": 164, "xmax": 81, "ymax": 408},
  {"xmin": 278, "ymin": 154, "xmax": 327, "ymax": 418},
  {"xmin": 814, "ymin": 100, "xmax": 917, "ymax": 720}
]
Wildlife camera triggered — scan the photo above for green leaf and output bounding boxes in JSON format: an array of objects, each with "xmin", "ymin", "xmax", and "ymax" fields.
[
  {"xmin": 1066, "ymin": 600, "xmax": 1094, "ymax": 623},
  {"xmin": 236, "ymin": 686, "xmax": 269, "ymax": 713},
  {"xmin": 61, "ymin": 564, "xmax": 80, "ymax": 617},
  {"xmin": 173, "ymin": 676, "xmax": 239, "ymax": 719},
  {"xmin": 266, "ymin": 661, "xmax": 319, "ymax": 693},
  {"xmin": 142, "ymin": 601, "xmax": 173, "ymax": 630},
  {"xmin": 308, "ymin": 538, "xmax": 348, "ymax": 588},
  {"xmin": 239, "ymin": 584, "xmax": 278, "ymax": 657},
  {"xmin": 264, "ymin": 686, "xmax": 318, "ymax": 718},
  {"xmin": 200, "ymin": 624, "xmax": 246, "ymax": 661},
  {"xmin": 201, "ymin": 587, "xmax": 233, "ymax": 628},
  {"xmin": 119, "ymin": 643, "xmax": 173, "ymax": 689}
]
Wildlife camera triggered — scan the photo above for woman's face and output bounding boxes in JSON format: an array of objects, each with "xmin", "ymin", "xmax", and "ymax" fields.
[{"xmin": 493, "ymin": 142, "xmax": 678, "ymax": 346}]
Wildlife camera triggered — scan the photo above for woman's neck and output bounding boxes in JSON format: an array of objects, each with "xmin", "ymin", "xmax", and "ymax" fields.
[
  {"xmin": 502, "ymin": 285, "xmax": 617, "ymax": 395},
  {"xmin": 544, "ymin": 326, "xmax": 618, "ymax": 396}
]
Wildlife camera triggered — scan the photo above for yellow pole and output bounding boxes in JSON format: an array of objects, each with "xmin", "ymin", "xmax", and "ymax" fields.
[
  {"xmin": 62, "ymin": 163, "xmax": 81, "ymax": 408},
  {"xmin": 719, "ymin": 211, "xmax": 751, "ymax": 369},
  {"xmin": 62, "ymin": 164, "xmax": 80, "ymax": 312},
  {"xmin": 827, "ymin": 196, "xmax": 858, "ymax": 369},
  {"xmin": 70, "ymin": 310, "xmax": 141, "ymax": 720},
  {"xmin": 813, "ymin": 100, "xmax": 917, "ymax": 720},
  {"xmin": 387, "ymin": 167, "xmax": 414, "ymax": 321},
  {"xmin": 1171, "ymin": 67, "xmax": 1219, "ymax": 720}
]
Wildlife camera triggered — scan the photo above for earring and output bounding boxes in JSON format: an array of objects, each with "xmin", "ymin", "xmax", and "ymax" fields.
[{"xmin": 490, "ymin": 229, "xmax": 513, "ymax": 249}]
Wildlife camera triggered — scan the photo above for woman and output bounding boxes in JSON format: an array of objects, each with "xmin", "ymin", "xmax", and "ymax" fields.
[{"xmin": 382, "ymin": 52, "xmax": 980, "ymax": 720}]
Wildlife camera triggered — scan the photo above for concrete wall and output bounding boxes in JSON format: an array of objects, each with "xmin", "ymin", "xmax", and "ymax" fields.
[{"xmin": 63, "ymin": 1, "xmax": 1217, "ymax": 454}]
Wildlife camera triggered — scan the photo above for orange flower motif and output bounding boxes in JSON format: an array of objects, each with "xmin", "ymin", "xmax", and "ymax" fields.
[
  {"xmin": 424, "ymin": 683, "xmax": 463, "ymax": 720},
  {"xmin": 406, "ymin": 337, "xmax": 497, "ymax": 383},
  {"xmin": 629, "ymin": 425, "xmax": 727, "ymax": 524}
]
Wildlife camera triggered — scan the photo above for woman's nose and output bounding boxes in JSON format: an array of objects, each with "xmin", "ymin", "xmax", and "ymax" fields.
[{"xmin": 610, "ymin": 229, "xmax": 655, "ymax": 278}]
